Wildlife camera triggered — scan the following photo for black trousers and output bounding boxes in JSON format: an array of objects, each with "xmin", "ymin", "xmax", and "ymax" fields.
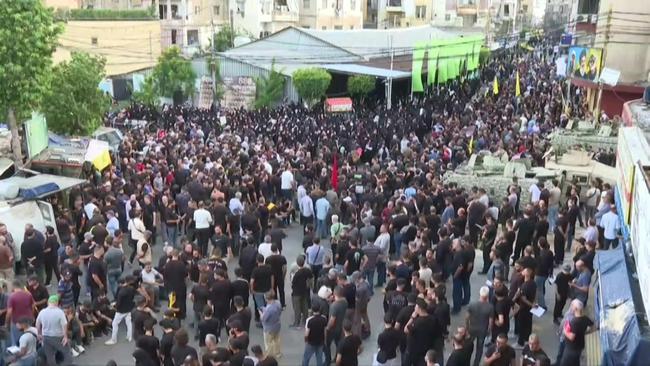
[
  {"xmin": 45, "ymin": 257, "xmax": 60, "ymax": 285},
  {"xmin": 272, "ymin": 277, "xmax": 286, "ymax": 307},
  {"xmin": 554, "ymin": 292, "xmax": 568, "ymax": 320},
  {"xmin": 516, "ymin": 308, "xmax": 533, "ymax": 345},
  {"xmin": 196, "ymin": 228, "xmax": 211, "ymax": 256}
]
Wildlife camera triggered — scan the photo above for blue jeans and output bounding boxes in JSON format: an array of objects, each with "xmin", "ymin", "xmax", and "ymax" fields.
[
  {"xmin": 10, "ymin": 322, "xmax": 21, "ymax": 347},
  {"xmin": 15, "ymin": 353, "xmax": 37, "ymax": 366},
  {"xmin": 548, "ymin": 206, "xmax": 559, "ymax": 231},
  {"xmin": 364, "ymin": 269, "xmax": 376, "ymax": 295},
  {"xmin": 108, "ymin": 271, "xmax": 121, "ymax": 300},
  {"xmin": 166, "ymin": 225, "xmax": 178, "ymax": 247},
  {"xmin": 253, "ymin": 292, "xmax": 266, "ymax": 316},
  {"xmin": 534, "ymin": 275, "xmax": 547, "ymax": 309},
  {"xmin": 556, "ymin": 339, "xmax": 566, "ymax": 364},
  {"xmin": 452, "ymin": 277, "xmax": 463, "ymax": 312},
  {"xmin": 302, "ymin": 344, "xmax": 325, "ymax": 366},
  {"xmin": 462, "ymin": 276, "xmax": 471, "ymax": 305},
  {"xmin": 393, "ymin": 232, "xmax": 403, "ymax": 258},
  {"xmin": 376, "ymin": 261, "xmax": 386, "ymax": 287},
  {"xmin": 316, "ymin": 219, "xmax": 328, "ymax": 239}
]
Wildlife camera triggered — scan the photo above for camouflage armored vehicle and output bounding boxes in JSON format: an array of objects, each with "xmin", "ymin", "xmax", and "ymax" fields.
[{"xmin": 444, "ymin": 151, "xmax": 559, "ymax": 204}]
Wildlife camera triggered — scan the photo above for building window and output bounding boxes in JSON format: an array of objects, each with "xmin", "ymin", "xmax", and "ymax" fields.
[
  {"xmin": 91, "ymin": 37, "xmax": 98, "ymax": 45},
  {"xmin": 303, "ymin": 0, "xmax": 310, "ymax": 8},
  {"xmin": 504, "ymin": 4, "xmax": 510, "ymax": 16},
  {"xmin": 187, "ymin": 29, "xmax": 199, "ymax": 45},
  {"xmin": 335, "ymin": 25, "xmax": 342, "ymax": 29},
  {"xmin": 416, "ymin": 5, "xmax": 425, "ymax": 19},
  {"xmin": 350, "ymin": 25, "xmax": 354, "ymax": 29},
  {"xmin": 194, "ymin": 6, "xmax": 200, "ymax": 16},
  {"xmin": 171, "ymin": 29, "xmax": 178, "ymax": 44},
  {"xmin": 322, "ymin": 26, "xmax": 327, "ymax": 29},
  {"xmin": 445, "ymin": 13, "xmax": 451, "ymax": 21},
  {"xmin": 522, "ymin": 4, "xmax": 528, "ymax": 13},
  {"xmin": 302, "ymin": 25, "xmax": 311, "ymax": 28}
]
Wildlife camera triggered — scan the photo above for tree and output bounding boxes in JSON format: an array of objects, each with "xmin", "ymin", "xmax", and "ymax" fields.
[
  {"xmin": 0, "ymin": 0, "xmax": 62, "ymax": 166},
  {"xmin": 42, "ymin": 52, "xmax": 111, "ymax": 136},
  {"xmin": 254, "ymin": 62, "xmax": 285, "ymax": 109},
  {"xmin": 292, "ymin": 68, "xmax": 331, "ymax": 107},
  {"xmin": 150, "ymin": 46, "xmax": 196, "ymax": 100},
  {"xmin": 132, "ymin": 75, "xmax": 159, "ymax": 106},
  {"xmin": 213, "ymin": 25, "xmax": 237, "ymax": 52},
  {"xmin": 347, "ymin": 75, "xmax": 375, "ymax": 103}
]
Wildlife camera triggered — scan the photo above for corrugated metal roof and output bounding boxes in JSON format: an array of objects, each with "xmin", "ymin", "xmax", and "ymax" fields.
[{"xmin": 321, "ymin": 63, "xmax": 410, "ymax": 79}]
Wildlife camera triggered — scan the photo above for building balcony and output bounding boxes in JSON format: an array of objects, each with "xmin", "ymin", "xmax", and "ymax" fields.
[{"xmin": 457, "ymin": 4, "xmax": 478, "ymax": 16}]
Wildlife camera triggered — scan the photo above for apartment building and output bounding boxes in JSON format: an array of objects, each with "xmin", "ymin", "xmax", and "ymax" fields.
[
  {"xmin": 299, "ymin": 0, "xmax": 363, "ymax": 30},
  {"xmin": 231, "ymin": 0, "xmax": 299, "ymax": 38}
]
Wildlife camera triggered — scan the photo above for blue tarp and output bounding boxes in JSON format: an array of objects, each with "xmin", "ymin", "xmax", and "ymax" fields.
[
  {"xmin": 594, "ymin": 188, "xmax": 650, "ymax": 366},
  {"xmin": 19, "ymin": 182, "xmax": 60, "ymax": 200}
]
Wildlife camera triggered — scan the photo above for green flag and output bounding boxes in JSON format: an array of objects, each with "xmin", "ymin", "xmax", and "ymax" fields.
[
  {"xmin": 427, "ymin": 42, "xmax": 440, "ymax": 85},
  {"xmin": 411, "ymin": 41, "xmax": 426, "ymax": 92}
]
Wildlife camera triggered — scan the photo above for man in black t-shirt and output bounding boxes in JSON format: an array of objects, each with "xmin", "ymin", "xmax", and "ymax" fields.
[
  {"xmin": 514, "ymin": 267, "xmax": 537, "ymax": 347},
  {"xmin": 106, "ymin": 276, "xmax": 136, "ymax": 345},
  {"xmin": 343, "ymin": 240, "xmax": 365, "ymax": 276},
  {"xmin": 210, "ymin": 269, "xmax": 232, "ymax": 334},
  {"xmin": 197, "ymin": 306, "xmax": 221, "ymax": 347},
  {"xmin": 484, "ymin": 333, "xmax": 516, "ymax": 366},
  {"xmin": 560, "ymin": 302, "xmax": 594, "ymax": 366},
  {"xmin": 291, "ymin": 255, "xmax": 313, "ymax": 328},
  {"xmin": 265, "ymin": 244, "xmax": 287, "ymax": 307},
  {"xmin": 136, "ymin": 319, "xmax": 160, "ymax": 366},
  {"xmin": 162, "ymin": 250, "xmax": 188, "ymax": 319},
  {"xmin": 521, "ymin": 333, "xmax": 548, "ymax": 366},
  {"xmin": 336, "ymin": 321, "xmax": 362, "ymax": 366},
  {"xmin": 405, "ymin": 298, "xmax": 440, "ymax": 366},
  {"xmin": 250, "ymin": 254, "xmax": 274, "ymax": 325},
  {"xmin": 88, "ymin": 246, "xmax": 107, "ymax": 302},
  {"xmin": 303, "ymin": 303, "xmax": 327, "ymax": 365},
  {"xmin": 132, "ymin": 295, "xmax": 156, "ymax": 341}
]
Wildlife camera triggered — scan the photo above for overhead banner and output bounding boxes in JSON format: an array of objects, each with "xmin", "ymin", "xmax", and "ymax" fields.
[
  {"xmin": 411, "ymin": 41, "xmax": 426, "ymax": 93},
  {"xmin": 567, "ymin": 46, "xmax": 603, "ymax": 82},
  {"xmin": 222, "ymin": 77, "xmax": 256, "ymax": 110}
]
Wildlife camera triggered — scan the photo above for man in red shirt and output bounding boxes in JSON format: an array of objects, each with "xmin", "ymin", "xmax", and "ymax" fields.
[{"xmin": 6, "ymin": 279, "xmax": 35, "ymax": 346}]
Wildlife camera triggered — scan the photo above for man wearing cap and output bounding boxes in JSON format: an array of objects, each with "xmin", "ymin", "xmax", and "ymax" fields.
[{"xmin": 36, "ymin": 294, "xmax": 73, "ymax": 366}]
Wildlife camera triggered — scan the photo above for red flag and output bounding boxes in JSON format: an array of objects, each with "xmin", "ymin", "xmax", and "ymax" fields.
[{"xmin": 331, "ymin": 154, "xmax": 339, "ymax": 191}]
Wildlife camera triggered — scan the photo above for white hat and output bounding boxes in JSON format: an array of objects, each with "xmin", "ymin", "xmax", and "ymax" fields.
[{"xmin": 318, "ymin": 286, "xmax": 332, "ymax": 300}]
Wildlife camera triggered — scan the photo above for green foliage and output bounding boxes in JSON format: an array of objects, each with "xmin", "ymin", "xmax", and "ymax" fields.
[
  {"xmin": 479, "ymin": 47, "xmax": 491, "ymax": 66},
  {"xmin": 132, "ymin": 75, "xmax": 159, "ymax": 106},
  {"xmin": 292, "ymin": 68, "xmax": 331, "ymax": 106},
  {"xmin": 213, "ymin": 25, "xmax": 238, "ymax": 52},
  {"xmin": 150, "ymin": 47, "xmax": 196, "ymax": 99},
  {"xmin": 0, "ymin": 0, "xmax": 62, "ymax": 116},
  {"xmin": 42, "ymin": 52, "xmax": 111, "ymax": 136},
  {"xmin": 254, "ymin": 62, "xmax": 285, "ymax": 109},
  {"xmin": 347, "ymin": 75, "xmax": 375, "ymax": 101},
  {"xmin": 68, "ymin": 8, "xmax": 156, "ymax": 20}
]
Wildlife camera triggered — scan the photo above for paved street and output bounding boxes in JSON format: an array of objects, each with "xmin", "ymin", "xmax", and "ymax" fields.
[{"xmin": 77, "ymin": 224, "xmax": 571, "ymax": 365}]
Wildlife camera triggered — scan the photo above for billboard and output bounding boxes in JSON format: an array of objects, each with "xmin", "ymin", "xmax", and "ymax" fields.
[
  {"xmin": 24, "ymin": 112, "xmax": 48, "ymax": 159},
  {"xmin": 222, "ymin": 77, "xmax": 256, "ymax": 110},
  {"xmin": 567, "ymin": 46, "xmax": 603, "ymax": 82}
]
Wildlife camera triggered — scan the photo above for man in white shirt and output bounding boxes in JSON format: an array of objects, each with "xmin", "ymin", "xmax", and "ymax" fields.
[
  {"xmin": 599, "ymin": 205, "xmax": 620, "ymax": 250},
  {"xmin": 229, "ymin": 192, "xmax": 245, "ymax": 215},
  {"xmin": 374, "ymin": 224, "xmax": 391, "ymax": 287},
  {"xmin": 258, "ymin": 235, "xmax": 274, "ymax": 260},
  {"xmin": 280, "ymin": 165, "xmax": 295, "ymax": 200},
  {"xmin": 194, "ymin": 201, "xmax": 213, "ymax": 256},
  {"xmin": 299, "ymin": 193, "xmax": 314, "ymax": 230},
  {"xmin": 83, "ymin": 200, "xmax": 99, "ymax": 222},
  {"xmin": 141, "ymin": 262, "xmax": 163, "ymax": 309},
  {"xmin": 36, "ymin": 295, "xmax": 72, "ymax": 365},
  {"xmin": 528, "ymin": 182, "xmax": 541, "ymax": 204},
  {"xmin": 128, "ymin": 210, "xmax": 146, "ymax": 264}
]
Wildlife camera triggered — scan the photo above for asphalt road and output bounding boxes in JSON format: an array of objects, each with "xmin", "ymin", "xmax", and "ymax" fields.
[{"xmin": 76, "ymin": 224, "xmax": 570, "ymax": 366}]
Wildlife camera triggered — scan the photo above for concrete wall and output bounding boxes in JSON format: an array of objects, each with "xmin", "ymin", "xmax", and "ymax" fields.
[
  {"xmin": 596, "ymin": 0, "xmax": 650, "ymax": 84},
  {"xmin": 53, "ymin": 20, "xmax": 162, "ymax": 76}
]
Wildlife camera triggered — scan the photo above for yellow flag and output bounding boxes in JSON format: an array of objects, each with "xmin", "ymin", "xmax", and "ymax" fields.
[
  {"xmin": 516, "ymin": 71, "xmax": 521, "ymax": 97},
  {"xmin": 468, "ymin": 136, "xmax": 474, "ymax": 154},
  {"xmin": 493, "ymin": 76, "xmax": 499, "ymax": 95}
]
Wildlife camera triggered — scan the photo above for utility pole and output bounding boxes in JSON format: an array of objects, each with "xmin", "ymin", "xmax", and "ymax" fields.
[
  {"xmin": 229, "ymin": 9, "xmax": 235, "ymax": 48},
  {"xmin": 594, "ymin": 5, "xmax": 612, "ymax": 123},
  {"xmin": 211, "ymin": 6, "xmax": 217, "ymax": 107},
  {"xmin": 387, "ymin": 34, "xmax": 394, "ymax": 110}
]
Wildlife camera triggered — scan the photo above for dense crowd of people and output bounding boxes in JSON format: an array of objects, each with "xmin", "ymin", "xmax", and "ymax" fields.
[{"xmin": 0, "ymin": 40, "xmax": 620, "ymax": 366}]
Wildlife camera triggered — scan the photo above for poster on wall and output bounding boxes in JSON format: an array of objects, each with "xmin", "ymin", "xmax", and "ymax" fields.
[
  {"xmin": 222, "ymin": 77, "xmax": 256, "ymax": 110},
  {"xmin": 567, "ymin": 46, "xmax": 603, "ymax": 82},
  {"xmin": 630, "ymin": 163, "xmax": 650, "ymax": 317},
  {"xmin": 24, "ymin": 112, "xmax": 48, "ymax": 158}
]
